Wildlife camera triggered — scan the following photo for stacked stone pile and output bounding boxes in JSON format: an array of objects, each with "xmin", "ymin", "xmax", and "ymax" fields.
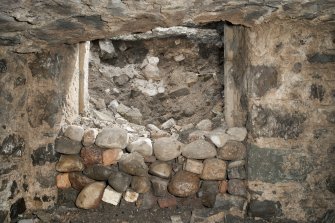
[{"xmin": 55, "ymin": 122, "xmax": 248, "ymax": 211}]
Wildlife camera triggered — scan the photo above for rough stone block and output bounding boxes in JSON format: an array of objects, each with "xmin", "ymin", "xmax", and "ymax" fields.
[
  {"xmin": 248, "ymin": 145, "xmax": 313, "ymax": 183},
  {"xmin": 102, "ymin": 186, "xmax": 122, "ymax": 206},
  {"xmin": 124, "ymin": 190, "xmax": 139, "ymax": 202},
  {"xmin": 248, "ymin": 200, "xmax": 282, "ymax": 219},
  {"xmin": 183, "ymin": 159, "xmax": 204, "ymax": 174},
  {"xmin": 157, "ymin": 196, "xmax": 177, "ymax": 208}
]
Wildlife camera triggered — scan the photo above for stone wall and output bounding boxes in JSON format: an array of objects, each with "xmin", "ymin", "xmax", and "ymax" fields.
[
  {"xmin": 0, "ymin": 44, "xmax": 80, "ymax": 222},
  {"xmin": 246, "ymin": 21, "xmax": 335, "ymax": 222}
]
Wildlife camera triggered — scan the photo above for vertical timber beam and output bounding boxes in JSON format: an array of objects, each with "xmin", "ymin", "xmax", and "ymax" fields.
[
  {"xmin": 224, "ymin": 25, "xmax": 248, "ymax": 127},
  {"xmin": 79, "ymin": 41, "xmax": 90, "ymax": 115}
]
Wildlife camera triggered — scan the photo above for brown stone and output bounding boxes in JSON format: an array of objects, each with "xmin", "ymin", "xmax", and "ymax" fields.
[
  {"xmin": 68, "ymin": 172, "xmax": 95, "ymax": 191},
  {"xmin": 201, "ymin": 158, "xmax": 227, "ymax": 180},
  {"xmin": 56, "ymin": 173, "xmax": 71, "ymax": 189},
  {"xmin": 158, "ymin": 196, "xmax": 177, "ymax": 208},
  {"xmin": 80, "ymin": 146, "xmax": 102, "ymax": 166},
  {"xmin": 76, "ymin": 182, "xmax": 106, "ymax": 209},
  {"xmin": 218, "ymin": 141, "xmax": 246, "ymax": 161},
  {"xmin": 102, "ymin": 149, "xmax": 123, "ymax": 165},
  {"xmin": 219, "ymin": 180, "xmax": 228, "ymax": 194},
  {"xmin": 131, "ymin": 176, "xmax": 151, "ymax": 194},
  {"xmin": 168, "ymin": 170, "xmax": 200, "ymax": 197},
  {"xmin": 56, "ymin": 155, "xmax": 84, "ymax": 172}
]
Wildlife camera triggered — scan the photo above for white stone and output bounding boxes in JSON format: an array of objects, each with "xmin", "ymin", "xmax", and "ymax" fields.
[
  {"xmin": 108, "ymin": 99, "xmax": 119, "ymax": 110},
  {"xmin": 196, "ymin": 119, "xmax": 213, "ymax": 131},
  {"xmin": 141, "ymin": 56, "xmax": 160, "ymax": 80},
  {"xmin": 124, "ymin": 190, "xmax": 139, "ymax": 202},
  {"xmin": 102, "ymin": 186, "xmax": 122, "ymax": 206},
  {"xmin": 99, "ymin": 39, "xmax": 116, "ymax": 59},
  {"xmin": 82, "ymin": 128, "xmax": 98, "ymax": 147},
  {"xmin": 64, "ymin": 125, "xmax": 84, "ymax": 142},
  {"xmin": 161, "ymin": 118, "xmax": 176, "ymax": 130},
  {"xmin": 127, "ymin": 137, "xmax": 153, "ymax": 156},
  {"xmin": 206, "ymin": 131, "xmax": 230, "ymax": 148},
  {"xmin": 227, "ymin": 127, "xmax": 247, "ymax": 141},
  {"xmin": 183, "ymin": 159, "xmax": 204, "ymax": 174},
  {"xmin": 171, "ymin": 215, "xmax": 183, "ymax": 223}
]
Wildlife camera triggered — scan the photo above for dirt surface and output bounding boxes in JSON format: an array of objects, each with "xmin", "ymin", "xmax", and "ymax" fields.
[
  {"xmin": 23, "ymin": 194, "xmax": 204, "ymax": 223},
  {"xmin": 88, "ymin": 36, "xmax": 224, "ymax": 127}
]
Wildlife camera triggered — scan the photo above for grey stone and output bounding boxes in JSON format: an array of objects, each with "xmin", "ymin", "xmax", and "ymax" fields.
[
  {"xmin": 149, "ymin": 161, "xmax": 172, "ymax": 179},
  {"xmin": 1, "ymin": 134, "xmax": 25, "ymax": 156},
  {"xmin": 119, "ymin": 152, "xmax": 148, "ymax": 176},
  {"xmin": 214, "ymin": 193, "xmax": 246, "ymax": 210},
  {"xmin": 131, "ymin": 176, "xmax": 151, "ymax": 194},
  {"xmin": 136, "ymin": 192, "xmax": 157, "ymax": 210},
  {"xmin": 226, "ymin": 127, "xmax": 247, "ymax": 141},
  {"xmin": 83, "ymin": 164, "xmax": 114, "ymax": 181},
  {"xmin": 327, "ymin": 111, "xmax": 335, "ymax": 124},
  {"xmin": 95, "ymin": 127, "xmax": 128, "ymax": 149},
  {"xmin": 114, "ymin": 74, "xmax": 129, "ymax": 86},
  {"xmin": 153, "ymin": 137, "xmax": 182, "ymax": 161},
  {"xmin": 227, "ymin": 179, "xmax": 247, "ymax": 197},
  {"xmin": 251, "ymin": 106, "xmax": 306, "ymax": 139},
  {"xmin": 0, "ymin": 59, "xmax": 6, "ymax": 73},
  {"xmin": 182, "ymin": 139, "xmax": 217, "ymax": 159},
  {"xmin": 56, "ymin": 155, "xmax": 84, "ymax": 172},
  {"xmin": 307, "ymin": 53, "xmax": 335, "ymax": 64},
  {"xmin": 55, "ymin": 136, "xmax": 82, "ymax": 155},
  {"xmin": 319, "ymin": 210, "xmax": 335, "ymax": 223},
  {"xmin": 127, "ymin": 137, "xmax": 152, "ymax": 157},
  {"xmin": 228, "ymin": 160, "xmax": 246, "ymax": 179},
  {"xmin": 248, "ymin": 200, "xmax": 282, "ymax": 219},
  {"xmin": 248, "ymin": 145, "xmax": 313, "ymax": 183},
  {"xmin": 199, "ymin": 181, "xmax": 219, "ymax": 208},
  {"xmin": 64, "ymin": 125, "xmax": 84, "ymax": 142},
  {"xmin": 249, "ymin": 65, "xmax": 278, "ymax": 97},
  {"xmin": 10, "ymin": 198, "xmax": 26, "ymax": 221},
  {"xmin": 310, "ymin": 84, "xmax": 325, "ymax": 101},
  {"xmin": 218, "ymin": 141, "xmax": 246, "ymax": 161},
  {"xmin": 161, "ymin": 118, "xmax": 176, "ymax": 130},
  {"xmin": 169, "ymin": 86, "xmax": 190, "ymax": 98},
  {"xmin": 151, "ymin": 176, "xmax": 169, "ymax": 197},
  {"xmin": 196, "ymin": 119, "xmax": 213, "ymax": 131},
  {"xmin": 326, "ymin": 175, "xmax": 335, "ymax": 194},
  {"xmin": 31, "ymin": 143, "xmax": 59, "ymax": 166},
  {"xmin": 108, "ymin": 171, "xmax": 131, "ymax": 192},
  {"xmin": 117, "ymin": 104, "xmax": 143, "ymax": 124}
]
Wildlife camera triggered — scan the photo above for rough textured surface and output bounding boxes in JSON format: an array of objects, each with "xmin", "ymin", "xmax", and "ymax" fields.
[
  {"xmin": 0, "ymin": 0, "xmax": 334, "ymax": 52},
  {"xmin": 0, "ymin": 1, "xmax": 334, "ymax": 222}
]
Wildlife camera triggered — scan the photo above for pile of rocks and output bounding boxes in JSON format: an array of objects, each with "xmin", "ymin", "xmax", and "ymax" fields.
[{"xmin": 55, "ymin": 122, "xmax": 248, "ymax": 211}]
